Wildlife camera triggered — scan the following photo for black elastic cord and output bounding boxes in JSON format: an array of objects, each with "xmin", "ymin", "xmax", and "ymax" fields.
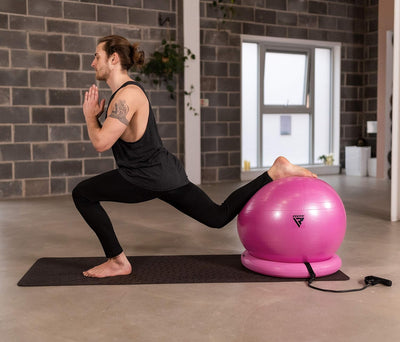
[
  {"xmin": 304, "ymin": 262, "xmax": 372, "ymax": 293},
  {"xmin": 304, "ymin": 262, "xmax": 316, "ymax": 282}
]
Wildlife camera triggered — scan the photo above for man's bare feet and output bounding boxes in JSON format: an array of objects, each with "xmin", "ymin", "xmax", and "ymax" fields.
[
  {"xmin": 83, "ymin": 252, "xmax": 132, "ymax": 278},
  {"xmin": 268, "ymin": 156, "xmax": 317, "ymax": 181}
]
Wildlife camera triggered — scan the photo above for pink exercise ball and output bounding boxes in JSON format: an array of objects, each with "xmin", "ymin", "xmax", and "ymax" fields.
[{"xmin": 237, "ymin": 177, "xmax": 346, "ymax": 278}]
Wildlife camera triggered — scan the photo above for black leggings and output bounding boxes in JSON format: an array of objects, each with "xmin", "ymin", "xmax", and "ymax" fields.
[{"xmin": 72, "ymin": 169, "xmax": 272, "ymax": 258}]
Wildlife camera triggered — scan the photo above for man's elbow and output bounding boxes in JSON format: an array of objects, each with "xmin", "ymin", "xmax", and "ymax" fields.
[
  {"xmin": 95, "ymin": 146, "xmax": 108, "ymax": 153},
  {"xmin": 93, "ymin": 142, "xmax": 111, "ymax": 153}
]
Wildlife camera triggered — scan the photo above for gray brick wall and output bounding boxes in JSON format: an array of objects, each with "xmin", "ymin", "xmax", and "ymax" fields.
[
  {"xmin": 0, "ymin": 0, "xmax": 379, "ymax": 197},
  {"xmin": 0, "ymin": 0, "xmax": 178, "ymax": 198},
  {"xmin": 199, "ymin": 0, "xmax": 378, "ymax": 182}
]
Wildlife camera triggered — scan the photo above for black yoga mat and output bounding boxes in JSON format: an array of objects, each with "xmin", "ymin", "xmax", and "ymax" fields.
[{"xmin": 18, "ymin": 254, "xmax": 349, "ymax": 287}]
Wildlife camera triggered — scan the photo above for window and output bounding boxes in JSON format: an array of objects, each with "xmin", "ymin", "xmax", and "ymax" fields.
[
  {"xmin": 264, "ymin": 51, "xmax": 308, "ymax": 106},
  {"xmin": 241, "ymin": 36, "xmax": 341, "ymax": 169}
]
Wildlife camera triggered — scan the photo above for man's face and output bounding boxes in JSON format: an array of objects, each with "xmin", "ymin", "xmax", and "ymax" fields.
[{"xmin": 91, "ymin": 43, "xmax": 111, "ymax": 81}]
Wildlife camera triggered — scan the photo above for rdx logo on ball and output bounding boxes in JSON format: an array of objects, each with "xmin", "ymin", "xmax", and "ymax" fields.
[{"xmin": 293, "ymin": 215, "xmax": 304, "ymax": 228}]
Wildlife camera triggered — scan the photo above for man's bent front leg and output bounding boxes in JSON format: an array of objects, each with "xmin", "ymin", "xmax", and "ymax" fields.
[{"xmin": 72, "ymin": 180, "xmax": 124, "ymax": 259}]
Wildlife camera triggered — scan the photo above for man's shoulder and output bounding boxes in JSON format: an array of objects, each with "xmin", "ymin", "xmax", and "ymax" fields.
[
  {"xmin": 114, "ymin": 83, "xmax": 145, "ymax": 100},
  {"xmin": 111, "ymin": 83, "xmax": 148, "ymax": 110}
]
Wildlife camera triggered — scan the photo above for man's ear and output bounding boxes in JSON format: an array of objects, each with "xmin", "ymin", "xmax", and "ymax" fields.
[{"xmin": 111, "ymin": 52, "xmax": 119, "ymax": 65}]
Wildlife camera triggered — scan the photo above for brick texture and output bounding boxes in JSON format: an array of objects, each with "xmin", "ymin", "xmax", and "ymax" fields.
[
  {"xmin": 200, "ymin": 0, "xmax": 378, "ymax": 182},
  {"xmin": 0, "ymin": 0, "xmax": 181, "ymax": 197},
  {"xmin": 0, "ymin": 0, "xmax": 378, "ymax": 197}
]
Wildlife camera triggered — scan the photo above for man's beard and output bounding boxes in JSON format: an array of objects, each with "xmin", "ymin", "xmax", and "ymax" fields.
[
  {"xmin": 95, "ymin": 73, "xmax": 107, "ymax": 81},
  {"xmin": 95, "ymin": 68, "xmax": 109, "ymax": 81}
]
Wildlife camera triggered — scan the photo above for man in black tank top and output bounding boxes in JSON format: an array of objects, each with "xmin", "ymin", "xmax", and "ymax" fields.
[{"xmin": 72, "ymin": 35, "xmax": 317, "ymax": 278}]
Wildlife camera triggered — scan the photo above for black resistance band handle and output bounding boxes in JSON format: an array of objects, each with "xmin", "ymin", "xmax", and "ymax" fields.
[
  {"xmin": 364, "ymin": 276, "xmax": 392, "ymax": 287},
  {"xmin": 304, "ymin": 263, "xmax": 393, "ymax": 293}
]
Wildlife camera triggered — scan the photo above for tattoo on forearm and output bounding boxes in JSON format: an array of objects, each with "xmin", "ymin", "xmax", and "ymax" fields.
[{"xmin": 109, "ymin": 100, "xmax": 129, "ymax": 126}]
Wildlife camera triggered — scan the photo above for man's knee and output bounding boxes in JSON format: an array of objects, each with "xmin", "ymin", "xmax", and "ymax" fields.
[
  {"xmin": 71, "ymin": 185, "xmax": 82, "ymax": 206},
  {"xmin": 72, "ymin": 180, "xmax": 88, "ymax": 202}
]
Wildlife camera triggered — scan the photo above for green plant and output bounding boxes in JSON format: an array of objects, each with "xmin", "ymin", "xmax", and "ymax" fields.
[
  {"xmin": 184, "ymin": 85, "xmax": 199, "ymax": 116},
  {"xmin": 212, "ymin": 0, "xmax": 236, "ymax": 27},
  {"xmin": 319, "ymin": 154, "xmax": 334, "ymax": 165},
  {"xmin": 133, "ymin": 39, "xmax": 195, "ymax": 99}
]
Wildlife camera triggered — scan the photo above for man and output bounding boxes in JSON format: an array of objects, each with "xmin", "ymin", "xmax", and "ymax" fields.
[{"xmin": 72, "ymin": 35, "xmax": 316, "ymax": 278}]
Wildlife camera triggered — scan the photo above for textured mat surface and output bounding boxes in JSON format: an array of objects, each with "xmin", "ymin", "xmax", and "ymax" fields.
[{"xmin": 18, "ymin": 254, "xmax": 349, "ymax": 287}]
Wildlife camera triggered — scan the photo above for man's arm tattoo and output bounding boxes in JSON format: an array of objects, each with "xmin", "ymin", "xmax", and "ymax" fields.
[{"xmin": 109, "ymin": 100, "xmax": 130, "ymax": 126}]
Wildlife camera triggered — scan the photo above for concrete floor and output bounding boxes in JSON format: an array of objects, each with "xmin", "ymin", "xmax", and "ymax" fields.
[{"xmin": 0, "ymin": 175, "xmax": 399, "ymax": 342}]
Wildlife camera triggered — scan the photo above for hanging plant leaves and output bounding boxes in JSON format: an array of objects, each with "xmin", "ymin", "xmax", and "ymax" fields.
[{"xmin": 133, "ymin": 40, "xmax": 195, "ymax": 99}]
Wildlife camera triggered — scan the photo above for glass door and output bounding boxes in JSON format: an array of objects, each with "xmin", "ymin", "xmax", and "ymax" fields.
[{"xmin": 260, "ymin": 46, "xmax": 312, "ymax": 167}]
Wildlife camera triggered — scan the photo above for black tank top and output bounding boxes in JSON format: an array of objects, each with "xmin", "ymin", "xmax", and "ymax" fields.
[{"xmin": 106, "ymin": 81, "xmax": 189, "ymax": 191}]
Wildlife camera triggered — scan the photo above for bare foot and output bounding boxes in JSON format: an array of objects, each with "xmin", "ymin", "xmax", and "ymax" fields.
[
  {"xmin": 268, "ymin": 156, "xmax": 317, "ymax": 181},
  {"xmin": 83, "ymin": 252, "xmax": 132, "ymax": 278}
]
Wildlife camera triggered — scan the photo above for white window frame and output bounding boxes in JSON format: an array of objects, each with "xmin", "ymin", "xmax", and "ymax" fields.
[{"xmin": 240, "ymin": 35, "xmax": 341, "ymax": 177}]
